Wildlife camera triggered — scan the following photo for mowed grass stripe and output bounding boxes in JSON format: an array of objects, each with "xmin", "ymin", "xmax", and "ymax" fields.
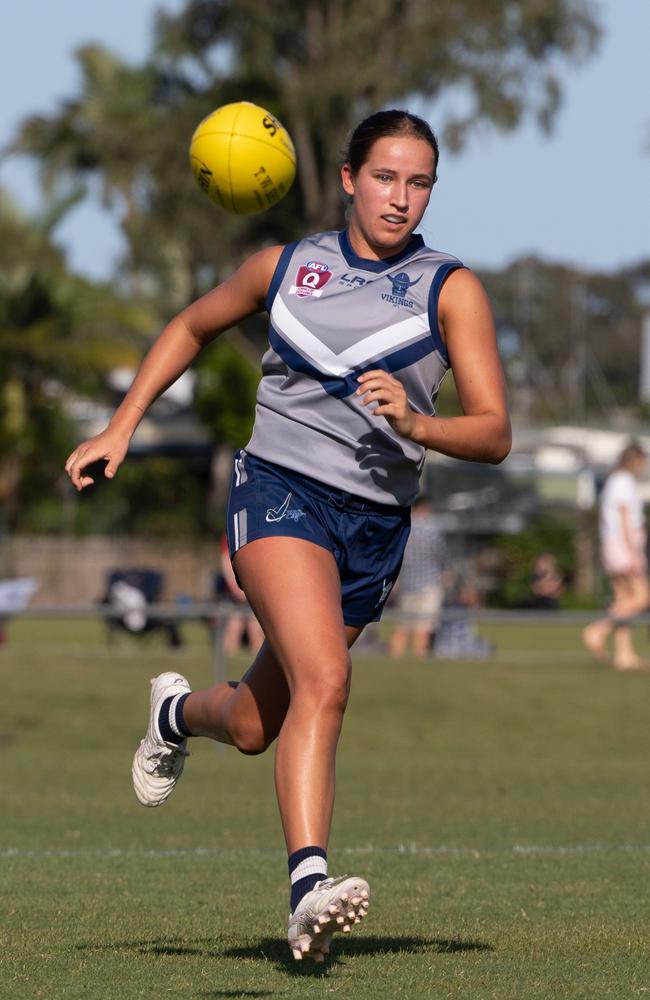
[
  {"xmin": 2, "ymin": 619, "xmax": 650, "ymax": 998},
  {"xmin": 5, "ymin": 842, "xmax": 650, "ymax": 859}
]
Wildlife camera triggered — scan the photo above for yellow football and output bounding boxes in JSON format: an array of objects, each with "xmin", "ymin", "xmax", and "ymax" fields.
[{"xmin": 189, "ymin": 101, "xmax": 296, "ymax": 215}]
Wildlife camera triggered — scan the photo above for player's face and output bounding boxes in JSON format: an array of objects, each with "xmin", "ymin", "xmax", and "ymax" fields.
[{"xmin": 341, "ymin": 136, "xmax": 436, "ymax": 259}]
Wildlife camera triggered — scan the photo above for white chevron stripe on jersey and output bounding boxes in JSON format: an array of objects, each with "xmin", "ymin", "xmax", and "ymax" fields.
[{"xmin": 271, "ymin": 294, "xmax": 430, "ymax": 377}]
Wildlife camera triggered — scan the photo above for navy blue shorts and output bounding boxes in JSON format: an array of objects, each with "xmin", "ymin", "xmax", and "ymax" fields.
[{"xmin": 226, "ymin": 450, "xmax": 411, "ymax": 627}]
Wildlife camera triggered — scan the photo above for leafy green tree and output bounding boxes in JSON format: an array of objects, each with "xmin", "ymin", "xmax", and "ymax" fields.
[
  {"xmin": 6, "ymin": 0, "xmax": 616, "ymax": 539},
  {"xmin": 10, "ymin": 44, "xmax": 288, "ymax": 315},
  {"xmin": 490, "ymin": 512, "xmax": 576, "ymax": 607},
  {"xmin": 11, "ymin": 46, "xmax": 210, "ymax": 312},
  {"xmin": 0, "ymin": 190, "xmax": 153, "ymax": 527},
  {"xmin": 60, "ymin": 455, "xmax": 209, "ymax": 538},
  {"xmin": 12, "ymin": 1, "xmax": 601, "ymax": 307},
  {"xmin": 479, "ymin": 256, "xmax": 650, "ymax": 422},
  {"xmin": 193, "ymin": 336, "xmax": 259, "ymax": 446},
  {"xmin": 155, "ymin": 0, "xmax": 601, "ymax": 228}
]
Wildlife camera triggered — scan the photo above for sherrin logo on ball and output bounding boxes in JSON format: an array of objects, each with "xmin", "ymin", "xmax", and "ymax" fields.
[{"xmin": 189, "ymin": 101, "xmax": 296, "ymax": 215}]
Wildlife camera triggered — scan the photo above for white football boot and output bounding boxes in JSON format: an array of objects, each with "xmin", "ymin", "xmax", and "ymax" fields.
[
  {"xmin": 132, "ymin": 672, "xmax": 191, "ymax": 807},
  {"xmin": 288, "ymin": 875, "xmax": 370, "ymax": 961}
]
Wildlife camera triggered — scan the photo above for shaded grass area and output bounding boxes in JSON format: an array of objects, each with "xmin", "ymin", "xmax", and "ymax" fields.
[{"xmin": 2, "ymin": 620, "xmax": 650, "ymax": 997}]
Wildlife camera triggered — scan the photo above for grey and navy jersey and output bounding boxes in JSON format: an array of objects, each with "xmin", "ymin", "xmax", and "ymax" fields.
[{"xmin": 245, "ymin": 229, "xmax": 463, "ymax": 507}]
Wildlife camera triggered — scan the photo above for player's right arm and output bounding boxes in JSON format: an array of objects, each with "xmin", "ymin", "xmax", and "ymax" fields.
[{"xmin": 65, "ymin": 245, "xmax": 283, "ymax": 491}]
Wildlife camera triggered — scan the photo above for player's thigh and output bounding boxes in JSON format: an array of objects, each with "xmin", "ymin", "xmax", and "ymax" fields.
[{"xmin": 233, "ymin": 536, "xmax": 353, "ymax": 692}]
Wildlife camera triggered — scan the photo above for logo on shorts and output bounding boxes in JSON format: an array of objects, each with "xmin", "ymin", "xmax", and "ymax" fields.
[
  {"xmin": 289, "ymin": 261, "xmax": 332, "ymax": 298},
  {"xmin": 375, "ymin": 578, "xmax": 394, "ymax": 608},
  {"xmin": 265, "ymin": 492, "xmax": 307, "ymax": 523}
]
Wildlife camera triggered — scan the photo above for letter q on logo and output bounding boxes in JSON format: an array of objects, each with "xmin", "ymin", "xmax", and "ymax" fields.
[{"xmin": 290, "ymin": 263, "xmax": 333, "ymax": 297}]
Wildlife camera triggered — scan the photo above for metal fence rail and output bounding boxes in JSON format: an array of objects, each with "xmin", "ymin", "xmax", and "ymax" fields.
[
  {"xmin": 6, "ymin": 603, "xmax": 640, "ymax": 680},
  {"xmin": 7, "ymin": 603, "xmax": 636, "ymax": 625}
]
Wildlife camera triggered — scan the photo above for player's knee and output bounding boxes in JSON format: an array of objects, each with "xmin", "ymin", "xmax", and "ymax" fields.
[
  {"xmin": 228, "ymin": 715, "xmax": 272, "ymax": 756},
  {"xmin": 299, "ymin": 661, "xmax": 351, "ymax": 715}
]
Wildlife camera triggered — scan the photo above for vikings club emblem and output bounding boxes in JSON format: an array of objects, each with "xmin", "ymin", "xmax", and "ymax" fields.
[{"xmin": 386, "ymin": 272, "xmax": 423, "ymax": 297}]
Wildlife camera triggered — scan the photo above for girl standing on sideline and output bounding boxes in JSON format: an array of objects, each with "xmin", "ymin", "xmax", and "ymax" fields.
[
  {"xmin": 65, "ymin": 109, "xmax": 511, "ymax": 961},
  {"xmin": 583, "ymin": 442, "xmax": 649, "ymax": 670}
]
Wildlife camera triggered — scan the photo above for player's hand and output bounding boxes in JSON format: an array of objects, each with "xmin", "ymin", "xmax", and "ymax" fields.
[
  {"xmin": 356, "ymin": 370, "xmax": 417, "ymax": 439},
  {"xmin": 65, "ymin": 428, "xmax": 131, "ymax": 492}
]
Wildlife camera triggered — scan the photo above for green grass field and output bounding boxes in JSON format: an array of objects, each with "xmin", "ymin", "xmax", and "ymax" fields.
[{"xmin": 2, "ymin": 618, "xmax": 650, "ymax": 999}]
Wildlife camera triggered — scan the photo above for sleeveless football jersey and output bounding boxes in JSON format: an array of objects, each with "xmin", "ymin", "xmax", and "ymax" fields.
[{"xmin": 245, "ymin": 229, "xmax": 463, "ymax": 506}]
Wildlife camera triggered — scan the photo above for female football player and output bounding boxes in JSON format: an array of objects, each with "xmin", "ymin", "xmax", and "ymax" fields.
[{"xmin": 65, "ymin": 109, "xmax": 511, "ymax": 961}]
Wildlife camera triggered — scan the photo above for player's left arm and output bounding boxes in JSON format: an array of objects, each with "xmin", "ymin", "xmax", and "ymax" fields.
[
  {"xmin": 65, "ymin": 246, "xmax": 282, "ymax": 491},
  {"xmin": 356, "ymin": 268, "xmax": 511, "ymax": 464}
]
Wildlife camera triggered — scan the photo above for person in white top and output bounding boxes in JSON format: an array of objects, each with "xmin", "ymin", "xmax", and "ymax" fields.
[{"xmin": 583, "ymin": 441, "xmax": 649, "ymax": 670}]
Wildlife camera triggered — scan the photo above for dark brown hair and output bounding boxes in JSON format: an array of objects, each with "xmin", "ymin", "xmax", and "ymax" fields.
[
  {"xmin": 344, "ymin": 110, "xmax": 439, "ymax": 183},
  {"xmin": 617, "ymin": 440, "xmax": 645, "ymax": 471}
]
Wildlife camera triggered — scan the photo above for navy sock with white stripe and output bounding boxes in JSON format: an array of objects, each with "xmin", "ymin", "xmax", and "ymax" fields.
[
  {"xmin": 158, "ymin": 693, "xmax": 192, "ymax": 744},
  {"xmin": 289, "ymin": 846, "xmax": 328, "ymax": 913}
]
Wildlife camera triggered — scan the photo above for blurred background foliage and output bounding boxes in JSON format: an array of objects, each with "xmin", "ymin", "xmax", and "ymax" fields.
[
  {"xmin": 490, "ymin": 512, "xmax": 578, "ymax": 609},
  {"xmin": 3, "ymin": 0, "xmax": 645, "ymax": 603},
  {"xmin": 11, "ymin": 0, "xmax": 602, "ymax": 310}
]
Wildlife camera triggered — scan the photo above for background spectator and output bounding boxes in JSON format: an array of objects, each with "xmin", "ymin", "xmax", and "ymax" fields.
[
  {"xmin": 583, "ymin": 441, "xmax": 649, "ymax": 670},
  {"xmin": 216, "ymin": 534, "xmax": 264, "ymax": 656},
  {"xmin": 527, "ymin": 552, "xmax": 565, "ymax": 610},
  {"xmin": 389, "ymin": 497, "xmax": 447, "ymax": 658}
]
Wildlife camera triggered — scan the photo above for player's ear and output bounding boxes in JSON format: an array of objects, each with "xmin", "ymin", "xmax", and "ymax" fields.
[{"xmin": 341, "ymin": 163, "xmax": 355, "ymax": 196}]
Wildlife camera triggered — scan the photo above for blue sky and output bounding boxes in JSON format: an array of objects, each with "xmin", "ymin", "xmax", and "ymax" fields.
[{"xmin": 1, "ymin": 0, "xmax": 648, "ymax": 279}]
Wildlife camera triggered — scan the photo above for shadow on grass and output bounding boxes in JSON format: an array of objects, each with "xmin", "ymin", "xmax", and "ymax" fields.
[
  {"xmin": 76, "ymin": 934, "xmax": 493, "ymax": 979},
  {"xmin": 75, "ymin": 937, "xmax": 213, "ymax": 958},
  {"xmin": 197, "ymin": 993, "xmax": 277, "ymax": 998},
  {"xmin": 225, "ymin": 935, "xmax": 493, "ymax": 977}
]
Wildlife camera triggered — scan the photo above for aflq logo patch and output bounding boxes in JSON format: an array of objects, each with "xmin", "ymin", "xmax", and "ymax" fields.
[{"xmin": 289, "ymin": 261, "xmax": 332, "ymax": 298}]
